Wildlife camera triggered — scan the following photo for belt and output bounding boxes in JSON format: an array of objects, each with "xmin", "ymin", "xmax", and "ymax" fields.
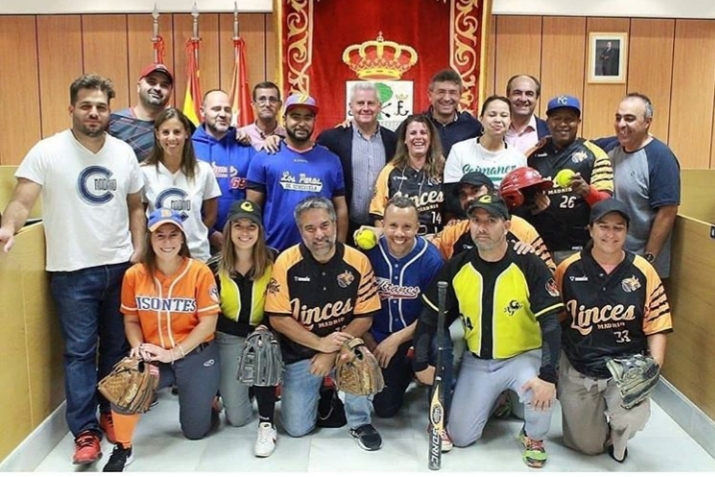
[{"xmin": 186, "ymin": 341, "xmax": 211, "ymax": 357}]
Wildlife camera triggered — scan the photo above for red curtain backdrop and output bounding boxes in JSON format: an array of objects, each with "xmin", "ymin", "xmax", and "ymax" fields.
[{"xmin": 277, "ymin": 0, "xmax": 491, "ymax": 133}]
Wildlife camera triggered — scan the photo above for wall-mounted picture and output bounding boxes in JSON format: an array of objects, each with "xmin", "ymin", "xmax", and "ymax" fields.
[{"xmin": 588, "ymin": 32, "xmax": 628, "ymax": 84}]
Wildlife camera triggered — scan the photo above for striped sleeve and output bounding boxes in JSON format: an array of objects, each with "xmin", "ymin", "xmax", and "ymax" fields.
[
  {"xmin": 636, "ymin": 257, "xmax": 673, "ymax": 334},
  {"xmin": 585, "ymin": 141, "xmax": 614, "ymax": 193},
  {"xmin": 354, "ymin": 254, "xmax": 381, "ymax": 316},
  {"xmin": 369, "ymin": 164, "xmax": 394, "ymax": 219},
  {"xmin": 264, "ymin": 248, "xmax": 295, "ymax": 316}
]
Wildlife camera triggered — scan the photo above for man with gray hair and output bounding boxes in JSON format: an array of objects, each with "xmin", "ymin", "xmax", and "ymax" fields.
[
  {"xmin": 316, "ymin": 82, "xmax": 397, "ymax": 244},
  {"xmin": 266, "ymin": 196, "xmax": 384, "ymax": 451},
  {"xmin": 609, "ymin": 93, "xmax": 680, "ymax": 277}
]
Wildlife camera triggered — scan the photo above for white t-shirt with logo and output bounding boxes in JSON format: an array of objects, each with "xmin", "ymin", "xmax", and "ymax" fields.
[
  {"xmin": 141, "ymin": 160, "xmax": 221, "ymax": 262},
  {"xmin": 444, "ymin": 139, "xmax": 527, "ymax": 187},
  {"xmin": 15, "ymin": 130, "xmax": 144, "ymax": 271}
]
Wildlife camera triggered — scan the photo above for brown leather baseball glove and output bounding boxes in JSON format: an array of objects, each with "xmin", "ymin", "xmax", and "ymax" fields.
[
  {"xmin": 98, "ymin": 356, "xmax": 159, "ymax": 414},
  {"xmin": 334, "ymin": 338, "xmax": 385, "ymax": 396}
]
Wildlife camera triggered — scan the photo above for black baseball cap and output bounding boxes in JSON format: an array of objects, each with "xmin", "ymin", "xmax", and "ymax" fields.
[
  {"xmin": 466, "ymin": 192, "xmax": 510, "ymax": 220},
  {"xmin": 589, "ymin": 198, "xmax": 630, "ymax": 226},
  {"xmin": 453, "ymin": 171, "xmax": 495, "ymax": 197},
  {"xmin": 227, "ymin": 199, "xmax": 263, "ymax": 226}
]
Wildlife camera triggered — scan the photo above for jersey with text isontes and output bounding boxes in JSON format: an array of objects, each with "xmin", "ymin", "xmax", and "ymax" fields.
[
  {"xmin": 525, "ymin": 137, "xmax": 613, "ymax": 252},
  {"xmin": 555, "ymin": 248, "xmax": 673, "ymax": 379},
  {"xmin": 444, "ymin": 139, "xmax": 527, "ymax": 188},
  {"xmin": 365, "ymin": 236, "xmax": 444, "ymax": 343},
  {"xmin": 431, "ymin": 215, "xmax": 556, "ymax": 272},
  {"xmin": 265, "ymin": 242, "xmax": 381, "ymax": 364},
  {"xmin": 120, "ymin": 258, "xmax": 221, "ymax": 349},
  {"xmin": 109, "ymin": 109, "xmax": 155, "ymax": 162},
  {"xmin": 422, "ymin": 247, "xmax": 563, "ymax": 359},
  {"xmin": 369, "ymin": 164, "xmax": 444, "ymax": 234},
  {"xmin": 246, "ymin": 144, "xmax": 345, "ymax": 251}
]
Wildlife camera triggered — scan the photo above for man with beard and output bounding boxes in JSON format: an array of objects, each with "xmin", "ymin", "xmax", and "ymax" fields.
[
  {"xmin": 237, "ymin": 81, "xmax": 286, "ymax": 150},
  {"xmin": 316, "ymin": 82, "xmax": 397, "ymax": 244},
  {"xmin": 521, "ymin": 95, "xmax": 613, "ymax": 263},
  {"xmin": 0, "ymin": 74, "xmax": 145, "ymax": 465},
  {"xmin": 192, "ymin": 89, "xmax": 256, "ymax": 250},
  {"xmin": 109, "ymin": 64, "xmax": 174, "ymax": 161},
  {"xmin": 505, "ymin": 75, "xmax": 551, "ymax": 154},
  {"xmin": 267, "ymin": 196, "xmax": 383, "ymax": 450},
  {"xmin": 246, "ymin": 94, "xmax": 348, "ymax": 251}
]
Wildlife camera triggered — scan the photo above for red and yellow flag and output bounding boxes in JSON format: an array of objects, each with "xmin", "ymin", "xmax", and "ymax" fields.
[
  {"xmin": 182, "ymin": 38, "xmax": 202, "ymax": 126},
  {"xmin": 229, "ymin": 37, "xmax": 254, "ymax": 127}
]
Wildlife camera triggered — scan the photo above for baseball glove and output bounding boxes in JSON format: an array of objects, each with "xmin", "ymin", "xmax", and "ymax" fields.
[
  {"xmin": 334, "ymin": 338, "xmax": 385, "ymax": 396},
  {"xmin": 98, "ymin": 356, "xmax": 159, "ymax": 414},
  {"xmin": 606, "ymin": 354, "xmax": 660, "ymax": 409},
  {"xmin": 237, "ymin": 328, "xmax": 284, "ymax": 387}
]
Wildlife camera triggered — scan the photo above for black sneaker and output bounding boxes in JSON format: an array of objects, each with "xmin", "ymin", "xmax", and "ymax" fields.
[
  {"xmin": 350, "ymin": 424, "xmax": 383, "ymax": 451},
  {"xmin": 103, "ymin": 444, "xmax": 133, "ymax": 472},
  {"xmin": 608, "ymin": 444, "xmax": 628, "ymax": 463}
]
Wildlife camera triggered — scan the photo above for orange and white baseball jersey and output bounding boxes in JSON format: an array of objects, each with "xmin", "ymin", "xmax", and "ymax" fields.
[{"xmin": 121, "ymin": 258, "xmax": 221, "ymax": 349}]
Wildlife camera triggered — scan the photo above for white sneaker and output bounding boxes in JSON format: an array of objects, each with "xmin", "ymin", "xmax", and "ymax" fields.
[{"xmin": 254, "ymin": 422, "xmax": 277, "ymax": 457}]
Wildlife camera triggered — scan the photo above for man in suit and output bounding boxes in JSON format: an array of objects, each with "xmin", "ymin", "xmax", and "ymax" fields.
[{"xmin": 316, "ymin": 82, "xmax": 397, "ymax": 244}]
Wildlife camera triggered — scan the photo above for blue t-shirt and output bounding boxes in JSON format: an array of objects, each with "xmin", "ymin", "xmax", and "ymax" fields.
[
  {"xmin": 365, "ymin": 235, "xmax": 444, "ymax": 343},
  {"xmin": 247, "ymin": 143, "xmax": 346, "ymax": 251}
]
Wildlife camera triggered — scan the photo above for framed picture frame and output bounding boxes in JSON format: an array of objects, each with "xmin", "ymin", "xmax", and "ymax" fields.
[{"xmin": 588, "ymin": 32, "xmax": 628, "ymax": 84}]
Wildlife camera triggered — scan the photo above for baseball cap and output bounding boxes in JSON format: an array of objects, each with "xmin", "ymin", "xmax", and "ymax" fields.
[
  {"xmin": 546, "ymin": 95, "xmax": 581, "ymax": 117},
  {"xmin": 284, "ymin": 93, "xmax": 319, "ymax": 115},
  {"xmin": 227, "ymin": 199, "xmax": 263, "ymax": 226},
  {"xmin": 466, "ymin": 192, "xmax": 510, "ymax": 220},
  {"xmin": 453, "ymin": 171, "xmax": 495, "ymax": 197},
  {"xmin": 589, "ymin": 198, "xmax": 631, "ymax": 226},
  {"xmin": 139, "ymin": 63, "xmax": 174, "ymax": 84},
  {"xmin": 148, "ymin": 208, "xmax": 184, "ymax": 232}
]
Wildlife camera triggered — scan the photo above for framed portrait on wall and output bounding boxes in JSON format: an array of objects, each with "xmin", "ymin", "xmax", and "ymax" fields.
[{"xmin": 588, "ymin": 32, "xmax": 628, "ymax": 84}]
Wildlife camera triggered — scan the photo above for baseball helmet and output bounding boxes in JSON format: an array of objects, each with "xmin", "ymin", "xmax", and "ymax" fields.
[{"xmin": 499, "ymin": 167, "xmax": 553, "ymax": 209}]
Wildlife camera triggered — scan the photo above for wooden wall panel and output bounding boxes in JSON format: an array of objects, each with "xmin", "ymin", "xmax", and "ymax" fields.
[
  {"xmin": 0, "ymin": 17, "xmax": 41, "ymax": 165},
  {"xmin": 627, "ymin": 19, "xmax": 675, "ymax": 143},
  {"xmin": 82, "ymin": 15, "xmax": 130, "ymax": 109},
  {"xmin": 265, "ymin": 13, "xmax": 277, "ymax": 83},
  {"xmin": 494, "ymin": 16, "xmax": 542, "ymax": 102},
  {"xmin": 670, "ymin": 20, "xmax": 715, "ymax": 169},
  {"xmin": 582, "ymin": 18, "xmax": 630, "ymax": 140},
  {"xmin": 540, "ymin": 17, "xmax": 586, "ymax": 117},
  {"xmin": 36, "ymin": 16, "xmax": 83, "ymax": 138},
  {"xmin": 484, "ymin": 14, "xmax": 497, "ymax": 96},
  {"xmin": 126, "ymin": 13, "xmax": 176, "ymax": 109},
  {"xmin": 217, "ymin": 13, "xmax": 268, "ymax": 97}
]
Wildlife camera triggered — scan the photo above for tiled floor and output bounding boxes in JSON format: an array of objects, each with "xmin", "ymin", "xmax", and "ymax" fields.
[{"xmin": 35, "ymin": 385, "xmax": 715, "ymax": 472}]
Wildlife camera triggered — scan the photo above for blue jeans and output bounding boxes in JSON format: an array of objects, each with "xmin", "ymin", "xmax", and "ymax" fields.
[
  {"xmin": 281, "ymin": 358, "xmax": 372, "ymax": 437},
  {"xmin": 51, "ymin": 261, "xmax": 130, "ymax": 437}
]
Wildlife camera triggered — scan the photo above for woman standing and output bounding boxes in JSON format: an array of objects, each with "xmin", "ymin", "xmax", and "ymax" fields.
[
  {"xmin": 369, "ymin": 114, "xmax": 445, "ymax": 235},
  {"xmin": 206, "ymin": 199, "xmax": 279, "ymax": 458},
  {"xmin": 141, "ymin": 108, "xmax": 221, "ymax": 262},
  {"xmin": 104, "ymin": 208, "xmax": 221, "ymax": 471}
]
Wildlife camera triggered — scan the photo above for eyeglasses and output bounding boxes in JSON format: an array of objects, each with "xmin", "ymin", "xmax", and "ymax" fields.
[{"xmin": 255, "ymin": 96, "xmax": 281, "ymax": 105}]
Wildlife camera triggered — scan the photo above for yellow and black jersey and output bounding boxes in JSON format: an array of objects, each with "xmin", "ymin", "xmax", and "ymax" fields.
[
  {"xmin": 265, "ymin": 242, "xmax": 381, "ymax": 363},
  {"xmin": 525, "ymin": 138, "xmax": 613, "ymax": 252},
  {"xmin": 369, "ymin": 163, "xmax": 443, "ymax": 234},
  {"xmin": 555, "ymin": 248, "xmax": 673, "ymax": 379},
  {"xmin": 422, "ymin": 247, "xmax": 563, "ymax": 360},
  {"xmin": 207, "ymin": 254, "xmax": 272, "ymax": 338},
  {"xmin": 431, "ymin": 215, "xmax": 556, "ymax": 272}
]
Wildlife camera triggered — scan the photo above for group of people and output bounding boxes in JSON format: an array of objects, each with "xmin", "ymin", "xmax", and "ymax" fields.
[{"xmin": 0, "ymin": 62, "xmax": 678, "ymax": 471}]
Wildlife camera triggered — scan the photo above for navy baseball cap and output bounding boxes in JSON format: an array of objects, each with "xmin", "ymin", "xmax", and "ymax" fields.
[
  {"xmin": 589, "ymin": 198, "xmax": 631, "ymax": 226},
  {"xmin": 148, "ymin": 208, "xmax": 184, "ymax": 232},
  {"xmin": 546, "ymin": 95, "xmax": 581, "ymax": 117},
  {"xmin": 466, "ymin": 192, "xmax": 510, "ymax": 220},
  {"xmin": 453, "ymin": 171, "xmax": 495, "ymax": 197},
  {"xmin": 227, "ymin": 199, "xmax": 263, "ymax": 226}
]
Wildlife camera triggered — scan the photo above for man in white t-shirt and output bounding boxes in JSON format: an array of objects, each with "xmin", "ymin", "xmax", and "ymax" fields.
[{"xmin": 0, "ymin": 74, "xmax": 145, "ymax": 466}]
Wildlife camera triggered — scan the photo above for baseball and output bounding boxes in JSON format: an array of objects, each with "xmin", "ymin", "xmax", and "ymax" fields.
[
  {"xmin": 355, "ymin": 229, "xmax": 377, "ymax": 250},
  {"xmin": 554, "ymin": 169, "xmax": 575, "ymax": 188}
]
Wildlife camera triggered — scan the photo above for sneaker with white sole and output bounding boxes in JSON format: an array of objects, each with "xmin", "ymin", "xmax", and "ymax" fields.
[
  {"xmin": 254, "ymin": 422, "xmax": 277, "ymax": 457},
  {"xmin": 103, "ymin": 444, "xmax": 133, "ymax": 472},
  {"xmin": 350, "ymin": 424, "xmax": 382, "ymax": 451},
  {"xmin": 518, "ymin": 427, "xmax": 547, "ymax": 468}
]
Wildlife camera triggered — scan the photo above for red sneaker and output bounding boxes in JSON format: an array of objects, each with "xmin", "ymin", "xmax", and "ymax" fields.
[
  {"xmin": 72, "ymin": 430, "xmax": 102, "ymax": 465},
  {"xmin": 99, "ymin": 412, "xmax": 116, "ymax": 444}
]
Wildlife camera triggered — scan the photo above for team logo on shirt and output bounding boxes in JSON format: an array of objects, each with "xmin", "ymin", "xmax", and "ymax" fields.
[
  {"xmin": 545, "ymin": 278, "xmax": 559, "ymax": 297},
  {"xmin": 209, "ymin": 286, "xmax": 220, "ymax": 304},
  {"xmin": 504, "ymin": 300, "xmax": 523, "ymax": 316},
  {"xmin": 566, "ymin": 300, "xmax": 637, "ymax": 335},
  {"xmin": 290, "ymin": 297, "xmax": 354, "ymax": 330},
  {"xmin": 267, "ymin": 278, "xmax": 281, "ymax": 295},
  {"xmin": 571, "ymin": 151, "xmax": 588, "ymax": 163},
  {"xmin": 279, "ymin": 171, "xmax": 323, "ymax": 192},
  {"xmin": 337, "ymin": 270, "xmax": 355, "ymax": 288},
  {"xmin": 135, "ymin": 296, "xmax": 197, "ymax": 312},
  {"xmin": 375, "ymin": 277, "xmax": 420, "ymax": 300},
  {"xmin": 155, "ymin": 188, "xmax": 191, "ymax": 221},
  {"xmin": 78, "ymin": 166, "xmax": 117, "ymax": 205},
  {"xmin": 621, "ymin": 276, "xmax": 641, "ymax": 293}
]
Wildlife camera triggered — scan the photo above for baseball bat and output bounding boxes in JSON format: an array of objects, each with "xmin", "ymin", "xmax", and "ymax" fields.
[{"xmin": 428, "ymin": 281, "xmax": 448, "ymax": 471}]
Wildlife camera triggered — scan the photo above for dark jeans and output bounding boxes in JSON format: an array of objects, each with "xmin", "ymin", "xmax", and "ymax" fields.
[
  {"xmin": 51, "ymin": 261, "xmax": 130, "ymax": 437},
  {"xmin": 373, "ymin": 334, "xmax": 454, "ymax": 421}
]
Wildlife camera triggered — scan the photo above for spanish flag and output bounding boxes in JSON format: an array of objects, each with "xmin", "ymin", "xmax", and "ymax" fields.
[
  {"xmin": 182, "ymin": 38, "xmax": 202, "ymax": 126},
  {"xmin": 229, "ymin": 37, "xmax": 254, "ymax": 127}
]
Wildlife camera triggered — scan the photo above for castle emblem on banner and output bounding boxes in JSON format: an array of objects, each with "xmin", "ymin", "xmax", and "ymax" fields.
[{"xmin": 342, "ymin": 33, "xmax": 418, "ymax": 130}]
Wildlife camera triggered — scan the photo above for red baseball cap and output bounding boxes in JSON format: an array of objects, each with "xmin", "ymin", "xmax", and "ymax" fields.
[{"xmin": 139, "ymin": 63, "xmax": 174, "ymax": 84}]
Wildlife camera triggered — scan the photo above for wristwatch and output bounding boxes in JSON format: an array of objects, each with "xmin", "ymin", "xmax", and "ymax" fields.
[{"xmin": 644, "ymin": 252, "xmax": 656, "ymax": 263}]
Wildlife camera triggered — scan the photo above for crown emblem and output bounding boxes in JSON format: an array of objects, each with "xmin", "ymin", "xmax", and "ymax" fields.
[{"xmin": 342, "ymin": 32, "xmax": 418, "ymax": 80}]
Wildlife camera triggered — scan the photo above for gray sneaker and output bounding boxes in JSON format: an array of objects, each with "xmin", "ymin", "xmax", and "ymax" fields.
[{"xmin": 350, "ymin": 424, "xmax": 382, "ymax": 451}]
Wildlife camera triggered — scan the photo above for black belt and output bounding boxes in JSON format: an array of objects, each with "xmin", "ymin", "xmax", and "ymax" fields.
[{"xmin": 186, "ymin": 341, "xmax": 211, "ymax": 356}]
